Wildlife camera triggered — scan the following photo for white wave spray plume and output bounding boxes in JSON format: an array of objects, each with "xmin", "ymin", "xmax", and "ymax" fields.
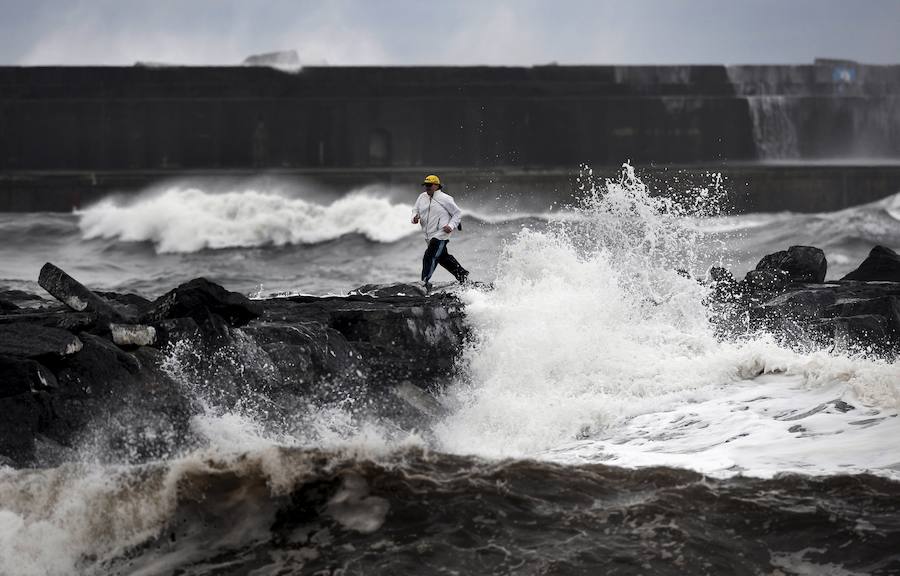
[
  {"xmin": 76, "ymin": 185, "xmax": 416, "ymax": 253},
  {"xmin": 433, "ymin": 163, "xmax": 900, "ymax": 469},
  {"xmin": 434, "ymin": 163, "xmax": 731, "ymax": 456}
]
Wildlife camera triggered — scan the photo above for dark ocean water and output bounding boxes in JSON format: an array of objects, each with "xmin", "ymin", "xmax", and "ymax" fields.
[
  {"xmin": 1, "ymin": 167, "xmax": 899, "ymax": 575},
  {"xmin": 80, "ymin": 450, "xmax": 900, "ymax": 575}
]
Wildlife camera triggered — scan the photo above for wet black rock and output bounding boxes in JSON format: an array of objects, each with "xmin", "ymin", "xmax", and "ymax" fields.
[
  {"xmin": 753, "ymin": 245, "xmax": 827, "ymax": 283},
  {"xmin": 142, "ymin": 277, "xmax": 261, "ymax": 327},
  {"xmin": 0, "ymin": 269, "xmax": 470, "ymax": 467},
  {"xmin": 38, "ymin": 262, "xmax": 126, "ymax": 326},
  {"xmin": 744, "ymin": 268, "xmax": 791, "ymax": 293},
  {"xmin": 823, "ymin": 314, "xmax": 894, "ymax": 353},
  {"xmin": 0, "ymin": 323, "xmax": 83, "ymax": 361},
  {"xmin": 0, "ymin": 391, "xmax": 52, "ymax": 464},
  {"xmin": 714, "ymin": 245, "xmax": 900, "ymax": 355},
  {"xmin": 0, "ymin": 355, "xmax": 57, "ymax": 397},
  {"xmin": 841, "ymin": 245, "xmax": 900, "ymax": 282}
]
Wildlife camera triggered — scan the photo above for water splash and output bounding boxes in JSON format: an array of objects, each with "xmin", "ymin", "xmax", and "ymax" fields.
[
  {"xmin": 435, "ymin": 164, "xmax": 732, "ymax": 457},
  {"xmin": 433, "ymin": 163, "xmax": 900, "ymax": 471}
]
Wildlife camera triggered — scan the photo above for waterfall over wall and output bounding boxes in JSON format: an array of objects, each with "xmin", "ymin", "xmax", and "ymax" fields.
[{"xmin": 728, "ymin": 63, "xmax": 900, "ymax": 160}]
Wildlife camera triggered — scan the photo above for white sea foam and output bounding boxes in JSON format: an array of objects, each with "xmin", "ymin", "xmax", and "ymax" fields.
[
  {"xmin": 434, "ymin": 164, "xmax": 900, "ymax": 478},
  {"xmin": 76, "ymin": 185, "xmax": 417, "ymax": 253}
]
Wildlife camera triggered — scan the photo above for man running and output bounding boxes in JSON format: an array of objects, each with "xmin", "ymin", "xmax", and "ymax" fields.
[{"xmin": 411, "ymin": 174, "xmax": 469, "ymax": 286}]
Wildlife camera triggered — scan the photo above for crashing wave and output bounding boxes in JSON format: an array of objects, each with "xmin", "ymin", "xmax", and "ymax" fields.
[{"xmin": 76, "ymin": 187, "xmax": 418, "ymax": 253}]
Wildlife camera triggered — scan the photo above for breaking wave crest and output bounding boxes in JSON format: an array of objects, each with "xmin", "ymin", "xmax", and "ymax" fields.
[{"xmin": 76, "ymin": 186, "xmax": 418, "ymax": 253}]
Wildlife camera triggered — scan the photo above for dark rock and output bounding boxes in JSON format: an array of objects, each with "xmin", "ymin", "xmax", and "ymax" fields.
[
  {"xmin": 0, "ymin": 356, "xmax": 57, "ymax": 398},
  {"xmin": 351, "ymin": 282, "xmax": 428, "ymax": 298},
  {"xmin": 0, "ymin": 323, "xmax": 83, "ymax": 361},
  {"xmin": 825, "ymin": 296, "xmax": 900, "ymax": 333},
  {"xmin": 756, "ymin": 289, "xmax": 837, "ymax": 321},
  {"xmin": 744, "ymin": 269, "xmax": 790, "ymax": 292},
  {"xmin": 0, "ymin": 310, "xmax": 95, "ymax": 332},
  {"xmin": 38, "ymin": 262, "xmax": 126, "ymax": 325},
  {"xmin": 0, "ymin": 289, "xmax": 51, "ymax": 310},
  {"xmin": 39, "ymin": 334, "xmax": 194, "ymax": 463},
  {"xmin": 95, "ymin": 291, "xmax": 154, "ymax": 320},
  {"xmin": 0, "ymin": 280, "xmax": 467, "ymax": 467},
  {"xmin": 142, "ymin": 278, "xmax": 260, "ymax": 327},
  {"xmin": 841, "ymin": 245, "xmax": 900, "ymax": 282},
  {"xmin": 818, "ymin": 314, "xmax": 894, "ymax": 353},
  {"xmin": 153, "ymin": 317, "xmax": 202, "ymax": 348},
  {"xmin": 0, "ymin": 391, "xmax": 52, "ymax": 466},
  {"xmin": 755, "ymin": 245, "xmax": 827, "ymax": 283}
]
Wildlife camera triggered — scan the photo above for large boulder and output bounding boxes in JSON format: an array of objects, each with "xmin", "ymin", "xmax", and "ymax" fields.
[
  {"xmin": 754, "ymin": 246, "xmax": 827, "ymax": 283},
  {"xmin": 826, "ymin": 296, "xmax": 900, "ymax": 334},
  {"xmin": 0, "ymin": 356, "xmax": 57, "ymax": 398},
  {"xmin": 841, "ymin": 246, "xmax": 900, "ymax": 282},
  {"xmin": 744, "ymin": 268, "xmax": 791, "ymax": 293},
  {"xmin": 0, "ymin": 391, "xmax": 52, "ymax": 466},
  {"xmin": 38, "ymin": 262, "xmax": 126, "ymax": 325},
  {"xmin": 820, "ymin": 315, "xmax": 895, "ymax": 353},
  {"xmin": 142, "ymin": 278, "xmax": 260, "ymax": 327},
  {"xmin": 0, "ymin": 323, "xmax": 83, "ymax": 360}
]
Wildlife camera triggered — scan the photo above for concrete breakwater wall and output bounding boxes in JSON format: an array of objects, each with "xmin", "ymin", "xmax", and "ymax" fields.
[
  {"xmin": 1, "ymin": 63, "xmax": 898, "ymax": 211},
  {"xmin": 2, "ymin": 63, "xmax": 899, "ymax": 170}
]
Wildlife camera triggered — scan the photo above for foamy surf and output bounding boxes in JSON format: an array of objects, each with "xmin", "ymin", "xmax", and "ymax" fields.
[
  {"xmin": 433, "ymin": 165, "xmax": 900, "ymax": 479},
  {"xmin": 76, "ymin": 185, "xmax": 417, "ymax": 253}
]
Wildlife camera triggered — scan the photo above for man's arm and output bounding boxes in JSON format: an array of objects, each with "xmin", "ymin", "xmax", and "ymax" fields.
[
  {"xmin": 442, "ymin": 195, "xmax": 462, "ymax": 232},
  {"xmin": 411, "ymin": 197, "xmax": 421, "ymax": 224}
]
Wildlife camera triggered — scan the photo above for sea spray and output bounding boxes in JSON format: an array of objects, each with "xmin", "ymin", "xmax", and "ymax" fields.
[
  {"xmin": 158, "ymin": 330, "xmax": 424, "ymax": 456},
  {"xmin": 434, "ymin": 164, "xmax": 735, "ymax": 457},
  {"xmin": 433, "ymin": 165, "xmax": 900, "ymax": 473}
]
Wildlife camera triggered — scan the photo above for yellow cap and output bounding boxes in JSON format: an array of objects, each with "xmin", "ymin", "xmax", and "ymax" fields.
[{"xmin": 422, "ymin": 174, "xmax": 441, "ymax": 186}]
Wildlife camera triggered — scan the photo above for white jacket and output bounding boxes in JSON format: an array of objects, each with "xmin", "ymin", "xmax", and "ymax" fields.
[{"xmin": 412, "ymin": 190, "xmax": 462, "ymax": 241}]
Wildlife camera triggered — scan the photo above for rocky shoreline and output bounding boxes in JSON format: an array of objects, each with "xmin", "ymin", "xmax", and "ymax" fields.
[
  {"xmin": 710, "ymin": 245, "xmax": 900, "ymax": 355},
  {"xmin": 0, "ymin": 267, "xmax": 467, "ymax": 467},
  {"xmin": 1, "ymin": 245, "xmax": 898, "ymax": 469}
]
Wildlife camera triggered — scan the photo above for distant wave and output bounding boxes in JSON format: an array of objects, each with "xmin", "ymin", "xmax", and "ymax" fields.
[
  {"xmin": 883, "ymin": 190, "xmax": 900, "ymax": 221},
  {"xmin": 76, "ymin": 187, "xmax": 419, "ymax": 253}
]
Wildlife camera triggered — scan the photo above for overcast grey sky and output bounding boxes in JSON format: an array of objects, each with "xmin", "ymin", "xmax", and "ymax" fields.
[{"xmin": 1, "ymin": 0, "xmax": 898, "ymax": 66}]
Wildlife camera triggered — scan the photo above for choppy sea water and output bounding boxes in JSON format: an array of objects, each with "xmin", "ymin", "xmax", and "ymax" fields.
[{"xmin": 1, "ymin": 166, "xmax": 899, "ymax": 575}]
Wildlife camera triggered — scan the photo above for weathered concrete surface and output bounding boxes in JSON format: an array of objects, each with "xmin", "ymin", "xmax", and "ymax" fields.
[{"xmin": 2, "ymin": 63, "xmax": 900, "ymax": 212}]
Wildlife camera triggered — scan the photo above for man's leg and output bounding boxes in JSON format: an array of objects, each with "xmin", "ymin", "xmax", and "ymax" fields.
[
  {"xmin": 438, "ymin": 247, "xmax": 469, "ymax": 283},
  {"xmin": 421, "ymin": 238, "xmax": 447, "ymax": 283}
]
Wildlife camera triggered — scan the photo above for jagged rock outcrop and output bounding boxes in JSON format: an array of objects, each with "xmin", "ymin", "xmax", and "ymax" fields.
[
  {"xmin": 753, "ymin": 245, "xmax": 827, "ymax": 283},
  {"xmin": 713, "ymin": 245, "xmax": 900, "ymax": 354},
  {"xmin": 0, "ymin": 267, "xmax": 468, "ymax": 467},
  {"xmin": 841, "ymin": 245, "xmax": 900, "ymax": 281}
]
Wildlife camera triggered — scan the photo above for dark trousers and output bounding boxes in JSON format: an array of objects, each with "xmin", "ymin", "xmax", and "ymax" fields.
[{"xmin": 421, "ymin": 238, "xmax": 469, "ymax": 283}]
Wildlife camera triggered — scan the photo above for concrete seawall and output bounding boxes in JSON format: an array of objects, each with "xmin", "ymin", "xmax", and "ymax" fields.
[{"xmin": 1, "ymin": 63, "xmax": 898, "ymax": 212}]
